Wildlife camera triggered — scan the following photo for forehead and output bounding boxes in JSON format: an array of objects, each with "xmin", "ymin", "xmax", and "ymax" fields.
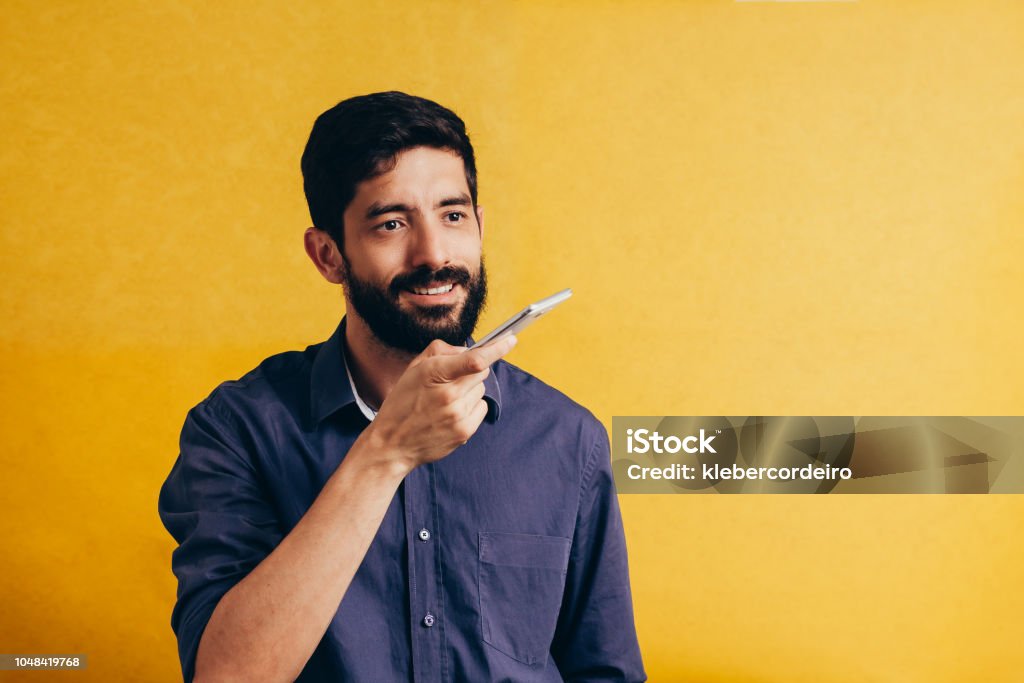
[{"xmin": 351, "ymin": 146, "xmax": 469, "ymax": 209}]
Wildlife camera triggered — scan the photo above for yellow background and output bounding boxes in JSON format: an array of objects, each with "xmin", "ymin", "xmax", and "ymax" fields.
[{"xmin": 2, "ymin": 1, "xmax": 1023, "ymax": 681}]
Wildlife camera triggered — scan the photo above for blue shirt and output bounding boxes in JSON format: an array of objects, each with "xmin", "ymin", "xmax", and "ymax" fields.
[{"xmin": 158, "ymin": 319, "xmax": 645, "ymax": 682}]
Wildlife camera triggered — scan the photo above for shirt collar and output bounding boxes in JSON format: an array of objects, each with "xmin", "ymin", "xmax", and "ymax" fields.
[
  {"xmin": 342, "ymin": 343, "xmax": 379, "ymax": 422},
  {"xmin": 310, "ymin": 317, "xmax": 503, "ymax": 426}
]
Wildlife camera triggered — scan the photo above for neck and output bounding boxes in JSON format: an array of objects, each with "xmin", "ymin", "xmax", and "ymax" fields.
[{"xmin": 343, "ymin": 312, "xmax": 416, "ymax": 410}]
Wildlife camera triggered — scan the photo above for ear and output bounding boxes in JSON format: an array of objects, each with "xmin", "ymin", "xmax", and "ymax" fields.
[
  {"xmin": 304, "ymin": 227, "xmax": 345, "ymax": 285},
  {"xmin": 475, "ymin": 204, "xmax": 485, "ymax": 240}
]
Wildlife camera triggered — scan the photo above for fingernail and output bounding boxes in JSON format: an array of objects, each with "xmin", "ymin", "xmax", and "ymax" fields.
[{"xmin": 506, "ymin": 335, "xmax": 517, "ymax": 348}]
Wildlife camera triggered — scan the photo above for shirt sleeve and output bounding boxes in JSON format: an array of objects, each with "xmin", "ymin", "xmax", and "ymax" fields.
[
  {"xmin": 157, "ymin": 398, "xmax": 284, "ymax": 683},
  {"xmin": 551, "ymin": 422, "xmax": 647, "ymax": 682}
]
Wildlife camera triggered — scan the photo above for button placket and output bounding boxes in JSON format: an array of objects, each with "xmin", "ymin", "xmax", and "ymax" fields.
[{"xmin": 403, "ymin": 465, "xmax": 442, "ymax": 682}]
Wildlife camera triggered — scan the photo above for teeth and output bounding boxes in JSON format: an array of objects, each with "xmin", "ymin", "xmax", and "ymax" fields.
[{"xmin": 411, "ymin": 283, "xmax": 454, "ymax": 295}]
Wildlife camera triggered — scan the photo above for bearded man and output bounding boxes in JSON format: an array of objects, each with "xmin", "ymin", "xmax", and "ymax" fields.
[{"xmin": 158, "ymin": 91, "xmax": 645, "ymax": 683}]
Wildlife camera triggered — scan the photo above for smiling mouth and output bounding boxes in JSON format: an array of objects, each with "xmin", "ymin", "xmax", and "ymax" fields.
[{"xmin": 407, "ymin": 283, "xmax": 455, "ymax": 296}]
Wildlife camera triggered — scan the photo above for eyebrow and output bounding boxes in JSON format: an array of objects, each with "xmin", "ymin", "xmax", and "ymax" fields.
[{"xmin": 364, "ymin": 193, "xmax": 472, "ymax": 220}]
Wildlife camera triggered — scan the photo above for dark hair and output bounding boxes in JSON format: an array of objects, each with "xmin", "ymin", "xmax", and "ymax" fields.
[{"xmin": 301, "ymin": 91, "xmax": 478, "ymax": 249}]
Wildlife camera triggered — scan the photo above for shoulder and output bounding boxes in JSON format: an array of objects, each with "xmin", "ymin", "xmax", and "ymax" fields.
[
  {"xmin": 186, "ymin": 345, "xmax": 318, "ymax": 430},
  {"xmin": 491, "ymin": 359, "xmax": 609, "ymax": 456}
]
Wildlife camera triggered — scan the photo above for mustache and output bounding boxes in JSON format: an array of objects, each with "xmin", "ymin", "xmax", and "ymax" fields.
[{"xmin": 389, "ymin": 265, "xmax": 472, "ymax": 295}]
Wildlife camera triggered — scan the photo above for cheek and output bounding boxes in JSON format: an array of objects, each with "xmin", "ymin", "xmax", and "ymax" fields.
[
  {"xmin": 455, "ymin": 233, "xmax": 483, "ymax": 264},
  {"xmin": 347, "ymin": 243, "xmax": 405, "ymax": 281}
]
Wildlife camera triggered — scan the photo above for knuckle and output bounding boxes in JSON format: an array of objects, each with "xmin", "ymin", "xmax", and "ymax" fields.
[
  {"xmin": 453, "ymin": 422, "xmax": 474, "ymax": 442},
  {"xmin": 424, "ymin": 339, "xmax": 447, "ymax": 356}
]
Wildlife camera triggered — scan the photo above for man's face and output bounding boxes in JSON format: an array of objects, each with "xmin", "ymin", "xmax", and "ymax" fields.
[{"xmin": 339, "ymin": 146, "xmax": 486, "ymax": 354}]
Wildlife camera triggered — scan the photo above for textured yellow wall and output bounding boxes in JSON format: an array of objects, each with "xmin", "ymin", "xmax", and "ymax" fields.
[{"xmin": 2, "ymin": 1, "xmax": 1023, "ymax": 681}]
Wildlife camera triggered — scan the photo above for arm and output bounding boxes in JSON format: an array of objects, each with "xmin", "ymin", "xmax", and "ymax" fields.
[
  {"xmin": 550, "ymin": 424, "xmax": 646, "ymax": 682},
  {"xmin": 159, "ymin": 336, "xmax": 517, "ymax": 683},
  {"xmin": 190, "ymin": 426, "xmax": 408, "ymax": 683}
]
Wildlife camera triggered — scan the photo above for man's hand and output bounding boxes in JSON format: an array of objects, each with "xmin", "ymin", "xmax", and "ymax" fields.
[{"xmin": 362, "ymin": 335, "xmax": 517, "ymax": 472}]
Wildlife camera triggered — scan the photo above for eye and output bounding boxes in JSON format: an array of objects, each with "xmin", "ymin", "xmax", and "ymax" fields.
[
  {"xmin": 378, "ymin": 219, "xmax": 402, "ymax": 232},
  {"xmin": 444, "ymin": 211, "xmax": 467, "ymax": 223}
]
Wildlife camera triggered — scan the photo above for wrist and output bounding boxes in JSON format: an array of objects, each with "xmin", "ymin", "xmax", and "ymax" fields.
[{"xmin": 350, "ymin": 423, "xmax": 416, "ymax": 482}]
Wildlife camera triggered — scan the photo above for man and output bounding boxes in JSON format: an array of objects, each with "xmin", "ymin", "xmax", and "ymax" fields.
[{"xmin": 158, "ymin": 91, "xmax": 645, "ymax": 683}]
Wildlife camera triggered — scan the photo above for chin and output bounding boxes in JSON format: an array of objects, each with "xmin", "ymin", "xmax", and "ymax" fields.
[{"xmin": 405, "ymin": 300, "xmax": 463, "ymax": 320}]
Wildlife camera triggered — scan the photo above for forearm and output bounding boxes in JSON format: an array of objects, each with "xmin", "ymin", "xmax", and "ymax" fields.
[{"xmin": 193, "ymin": 430, "xmax": 410, "ymax": 683}]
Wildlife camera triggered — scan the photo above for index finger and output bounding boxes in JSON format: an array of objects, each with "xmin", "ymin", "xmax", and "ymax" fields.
[{"xmin": 431, "ymin": 335, "xmax": 517, "ymax": 382}]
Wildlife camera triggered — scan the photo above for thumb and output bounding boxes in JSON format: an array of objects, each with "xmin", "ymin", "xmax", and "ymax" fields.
[
  {"xmin": 410, "ymin": 338, "xmax": 466, "ymax": 368},
  {"xmin": 431, "ymin": 334, "xmax": 516, "ymax": 382}
]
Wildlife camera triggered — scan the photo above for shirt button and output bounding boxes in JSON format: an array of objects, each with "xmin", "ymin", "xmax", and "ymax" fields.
[
  {"xmin": 418, "ymin": 528, "xmax": 431, "ymax": 542},
  {"xmin": 422, "ymin": 613, "xmax": 435, "ymax": 628}
]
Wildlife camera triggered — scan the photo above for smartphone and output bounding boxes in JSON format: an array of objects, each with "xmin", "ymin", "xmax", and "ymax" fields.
[{"xmin": 471, "ymin": 288, "xmax": 573, "ymax": 348}]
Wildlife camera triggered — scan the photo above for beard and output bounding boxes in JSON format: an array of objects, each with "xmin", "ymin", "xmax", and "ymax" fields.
[{"xmin": 341, "ymin": 256, "xmax": 488, "ymax": 354}]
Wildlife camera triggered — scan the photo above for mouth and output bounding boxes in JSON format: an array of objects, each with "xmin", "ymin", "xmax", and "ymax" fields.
[
  {"xmin": 401, "ymin": 281, "xmax": 461, "ymax": 306},
  {"xmin": 408, "ymin": 283, "xmax": 454, "ymax": 296}
]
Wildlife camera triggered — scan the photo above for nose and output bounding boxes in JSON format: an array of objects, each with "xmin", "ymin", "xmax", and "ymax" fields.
[{"xmin": 409, "ymin": 219, "xmax": 449, "ymax": 272}]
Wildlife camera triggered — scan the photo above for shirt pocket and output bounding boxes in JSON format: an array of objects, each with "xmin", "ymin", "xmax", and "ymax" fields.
[{"xmin": 478, "ymin": 531, "xmax": 572, "ymax": 667}]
